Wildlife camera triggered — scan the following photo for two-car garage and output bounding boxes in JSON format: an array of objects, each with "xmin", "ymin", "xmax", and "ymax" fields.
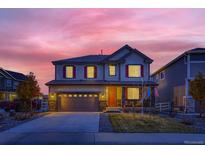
[{"xmin": 58, "ymin": 93, "xmax": 99, "ymax": 112}]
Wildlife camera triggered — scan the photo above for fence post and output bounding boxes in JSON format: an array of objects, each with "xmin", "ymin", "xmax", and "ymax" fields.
[{"xmin": 159, "ymin": 103, "xmax": 162, "ymax": 112}]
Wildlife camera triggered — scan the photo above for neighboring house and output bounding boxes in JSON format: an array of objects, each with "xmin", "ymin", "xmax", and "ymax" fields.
[
  {"xmin": 152, "ymin": 48, "xmax": 205, "ymax": 113},
  {"xmin": 46, "ymin": 44, "xmax": 157, "ymax": 112},
  {"xmin": 0, "ymin": 68, "xmax": 26, "ymax": 102}
]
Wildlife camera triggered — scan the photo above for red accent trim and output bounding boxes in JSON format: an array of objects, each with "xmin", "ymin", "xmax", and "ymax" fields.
[
  {"xmin": 63, "ymin": 65, "xmax": 66, "ymax": 78},
  {"xmin": 125, "ymin": 87, "xmax": 128, "ymax": 99},
  {"xmin": 84, "ymin": 66, "xmax": 87, "ymax": 78},
  {"xmin": 141, "ymin": 65, "xmax": 144, "ymax": 77},
  {"xmin": 94, "ymin": 66, "xmax": 97, "ymax": 78},
  {"xmin": 73, "ymin": 66, "xmax": 76, "ymax": 78},
  {"xmin": 125, "ymin": 65, "xmax": 129, "ymax": 77}
]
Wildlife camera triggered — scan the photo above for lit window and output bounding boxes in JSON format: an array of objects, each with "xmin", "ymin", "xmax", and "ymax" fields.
[
  {"xmin": 128, "ymin": 65, "xmax": 141, "ymax": 77},
  {"xmin": 66, "ymin": 66, "xmax": 74, "ymax": 78},
  {"xmin": 87, "ymin": 66, "xmax": 95, "ymax": 78},
  {"xmin": 109, "ymin": 65, "xmax": 116, "ymax": 76},
  {"xmin": 127, "ymin": 88, "xmax": 140, "ymax": 100}
]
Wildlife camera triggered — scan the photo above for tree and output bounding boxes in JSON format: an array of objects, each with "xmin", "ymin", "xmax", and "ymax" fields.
[
  {"xmin": 189, "ymin": 72, "xmax": 205, "ymax": 116},
  {"xmin": 16, "ymin": 72, "xmax": 41, "ymax": 112}
]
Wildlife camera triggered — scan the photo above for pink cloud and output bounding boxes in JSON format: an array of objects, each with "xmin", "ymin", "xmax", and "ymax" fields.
[{"xmin": 1, "ymin": 8, "xmax": 205, "ymax": 94}]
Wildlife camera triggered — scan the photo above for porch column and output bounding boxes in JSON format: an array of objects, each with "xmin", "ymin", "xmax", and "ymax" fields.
[
  {"xmin": 122, "ymin": 87, "xmax": 126, "ymax": 107},
  {"xmin": 151, "ymin": 87, "xmax": 155, "ymax": 107}
]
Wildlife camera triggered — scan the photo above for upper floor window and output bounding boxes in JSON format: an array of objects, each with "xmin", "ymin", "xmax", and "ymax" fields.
[
  {"xmin": 64, "ymin": 65, "xmax": 76, "ymax": 78},
  {"xmin": 6, "ymin": 79, "xmax": 12, "ymax": 87},
  {"xmin": 160, "ymin": 71, "xmax": 165, "ymax": 80},
  {"xmin": 126, "ymin": 65, "xmax": 143, "ymax": 77},
  {"xmin": 85, "ymin": 66, "xmax": 97, "ymax": 79},
  {"xmin": 13, "ymin": 81, "xmax": 19, "ymax": 89},
  {"xmin": 109, "ymin": 65, "xmax": 116, "ymax": 76},
  {"xmin": 127, "ymin": 87, "xmax": 140, "ymax": 100}
]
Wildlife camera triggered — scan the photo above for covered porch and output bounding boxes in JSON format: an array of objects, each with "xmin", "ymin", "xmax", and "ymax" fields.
[{"xmin": 101, "ymin": 85, "xmax": 156, "ymax": 111}]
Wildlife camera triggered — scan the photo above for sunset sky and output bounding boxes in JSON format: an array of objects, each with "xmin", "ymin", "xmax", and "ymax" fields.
[{"xmin": 0, "ymin": 8, "xmax": 205, "ymax": 94}]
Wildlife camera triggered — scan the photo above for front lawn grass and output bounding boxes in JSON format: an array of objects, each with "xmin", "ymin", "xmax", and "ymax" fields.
[{"xmin": 109, "ymin": 113, "xmax": 197, "ymax": 133}]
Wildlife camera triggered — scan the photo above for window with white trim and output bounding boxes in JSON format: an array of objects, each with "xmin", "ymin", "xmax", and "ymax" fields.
[
  {"xmin": 109, "ymin": 65, "xmax": 116, "ymax": 76},
  {"xmin": 87, "ymin": 66, "xmax": 95, "ymax": 78},
  {"xmin": 66, "ymin": 66, "xmax": 74, "ymax": 78},
  {"xmin": 128, "ymin": 65, "xmax": 141, "ymax": 77},
  {"xmin": 127, "ymin": 87, "xmax": 140, "ymax": 100}
]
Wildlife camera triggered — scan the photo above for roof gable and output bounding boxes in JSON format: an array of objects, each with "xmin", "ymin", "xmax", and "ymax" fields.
[
  {"xmin": 52, "ymin": 44, "xmax": 153, "ymax": 65},
  {"xmin": 0, "ymin": 68, "xmax": 26, "ymax": 81},
  {"xmin": 6, "ymin": 70, "xmax": 26, "ymax": 81},
  {"xmin": 103, "ymin": 44, "xmax": 153, "ymax": 63},
  {"xmin": 152, "ymin": 48, "xmax": 205, "ymax": 76}
]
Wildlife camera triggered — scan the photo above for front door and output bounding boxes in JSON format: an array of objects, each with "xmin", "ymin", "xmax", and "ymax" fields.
[{"xmin": 108, "ymin": 87, "xmax": 117, "ymax": 107}]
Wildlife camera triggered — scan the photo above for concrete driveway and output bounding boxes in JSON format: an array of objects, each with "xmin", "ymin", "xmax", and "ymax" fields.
[
  {"xmin": 5, "ymin": 112, "xmax": 100, "ymax": 133},
  {"xmin": 0, "ymin": 112, "xmax": 100, "ymax": 144}
]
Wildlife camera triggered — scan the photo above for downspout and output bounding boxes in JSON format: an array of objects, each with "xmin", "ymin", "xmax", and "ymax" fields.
[{"xmin": 185, "ymin": 54, "xmax": 190, "ymax": 112}]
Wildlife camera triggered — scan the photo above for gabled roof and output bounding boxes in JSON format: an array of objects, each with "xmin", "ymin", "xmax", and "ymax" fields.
[
  {"xmin": 0, "ymin": 67, "xmax": 26, "ymax": 81},
  {"xmin": 5, "ymin": 70, "xmax": 27, "ymax": 81},
  {"xmin": 52, "ymin": 44, "xmax": 153, "ymax": 65},
  {"xmin": 52, "ymin": 55, "xmax": 108, "ymax": 65},
  {"xmin": 152, "ymin": 48, "xmax": 205, "ymax": 76},
  {"xmin": 103, "ymin": 44, "xmax": 153, "ymax": 63}
]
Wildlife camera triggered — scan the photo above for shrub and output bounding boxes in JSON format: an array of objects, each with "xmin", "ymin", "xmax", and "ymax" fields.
[
  {"xmin": 99, "ymin": 101, "xmax": 107, "ymax": 111},
  {"xmin": 15, "ymin": 112, "xmax": 32, "ymax": 121}
]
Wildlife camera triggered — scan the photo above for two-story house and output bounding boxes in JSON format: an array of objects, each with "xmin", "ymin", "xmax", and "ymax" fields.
[
  {"xmin": 0, "ymin": 67, "xmax": 26, "ymax": 102},
  {"xmin": 46, "ymin": 45, "xmax": 157, "ymax": 112},
  {"xmin": 152, "ymin": 48, "xmax": 205, "ymax": 113}
]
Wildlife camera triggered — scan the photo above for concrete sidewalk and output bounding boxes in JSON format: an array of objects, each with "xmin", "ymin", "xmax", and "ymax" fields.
[{"xmin": 0, "ymin": 132, "xmax": 205, "ymax": 145}]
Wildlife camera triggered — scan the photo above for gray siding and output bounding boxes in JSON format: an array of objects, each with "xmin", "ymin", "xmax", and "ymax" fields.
[
  {"xmin": 154, "ymin": 57, "xmax": 187, "ymax": 103},
  {"xmin": 120, "ymin": 53, "xmax": 149, "ymax": 81},
  {"xmin": 109, "ymin": 48, "xmax": 130, "ymax": 61},
  {"xmin": 55, "ymin": 52, "xmax": 151, "ymax": 82},
  {"xmin": 104, "ymin": 64, "xmax": 120, "ymax": 81},
  {"xmin": 190, "ymin": 63, "xmax": 205, "ymax": 77},
  {"xmin": 56, "ymin": 64, "xmax": 104, "ymax": 80}
]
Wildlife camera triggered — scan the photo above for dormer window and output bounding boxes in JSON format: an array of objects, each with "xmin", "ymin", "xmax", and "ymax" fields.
[
  {"xmin": 109, "ymin": 64, "xmax": 116, "ymax": 76},
  {"xmin": 64, "ymin": 65, "xmax": 76, "ymax": 78},
  {"xmin": 126, "ymin": 64, "xmax": 143, "ymax": 78}
]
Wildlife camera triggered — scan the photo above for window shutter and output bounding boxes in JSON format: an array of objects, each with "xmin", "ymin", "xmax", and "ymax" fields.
[
  {"xmin": 141, "ymin": 65, "xmax": 144, "ymax": 77},
  {"xmin": 63, "ymin": 65, "xmax": 66, "ymax": 78},
  {"xmin": 73, "ymin": 66, "xmax": 76, "ymax": 78},
  {"xmin": 124, "ymin": 87, "xmax": 128, "ymax": 99},
  {"xmin": 94, "ymin": 66, "xmax": 97, "ymax": 78},
  {"xmin": 84, "ymin": 66, "xmax": 87, "ymax": 78},
  {"xmin": 125, "ymin": 65, "xmax": 129, "ymax": 77}
]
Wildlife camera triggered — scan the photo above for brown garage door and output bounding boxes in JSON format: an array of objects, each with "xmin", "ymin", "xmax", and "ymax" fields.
[{"xmin": 60, "ymin": 93, "xmax": 99, "ymax": 112}]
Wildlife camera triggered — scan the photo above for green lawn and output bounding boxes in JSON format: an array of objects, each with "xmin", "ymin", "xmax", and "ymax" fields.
[{"xmin": 109, "ymin": 113, "xmax": 197, "ymax": 133}]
